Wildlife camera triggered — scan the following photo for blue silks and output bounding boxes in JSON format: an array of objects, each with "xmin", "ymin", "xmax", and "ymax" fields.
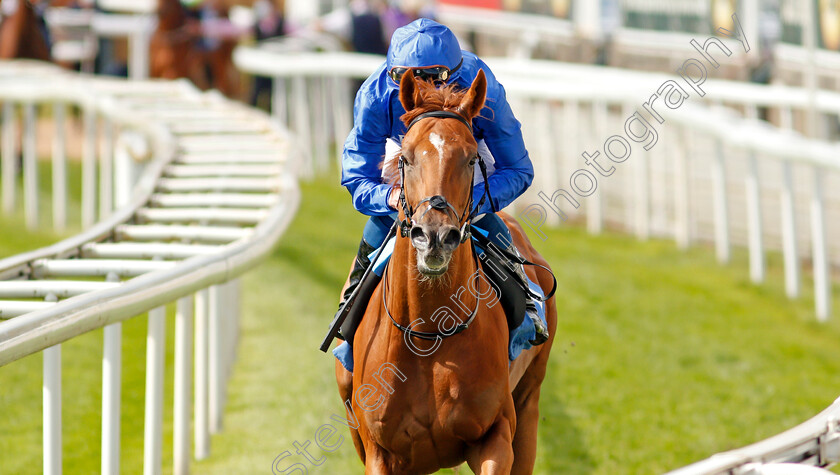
[{"xmin": 341, "ymin": 19, "xmax": 533, "ymax": 217}]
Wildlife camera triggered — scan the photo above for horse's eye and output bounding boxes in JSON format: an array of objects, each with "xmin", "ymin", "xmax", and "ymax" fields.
[{"xmin": 468, "ymin": 155, "xmax": 477, "ymax": 166}]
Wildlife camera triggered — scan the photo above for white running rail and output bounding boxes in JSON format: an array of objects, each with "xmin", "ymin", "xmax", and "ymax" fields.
[
  {"xmin": 233, "ymin": 47, "xmax": 840, "ymax": 474},
  {"xmin": 234, "ymin": 48, "xmax": 840, "ymax": 321},
  {"xmin": 666, "ymin": 396, "xmax": 840, "ymax": 475},
  {"xmin": 0, "ymin": 61, "xmax": 299, "ymax": 475}
]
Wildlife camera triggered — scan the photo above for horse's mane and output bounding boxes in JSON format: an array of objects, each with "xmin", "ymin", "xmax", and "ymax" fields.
[{"xmin": 399, "ymin": 80, "xmax": 469, "ymax": 127}]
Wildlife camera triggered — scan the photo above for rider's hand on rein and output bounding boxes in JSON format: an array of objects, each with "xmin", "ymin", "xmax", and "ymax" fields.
[{"xmin": 388, "ymin": 185, "xmax": 402, "ymax": 210}]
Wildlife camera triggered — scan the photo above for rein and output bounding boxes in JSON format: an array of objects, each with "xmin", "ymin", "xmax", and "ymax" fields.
[
  {"xmin": 385, "ymin": 109, "xmax": 497, "ymax": 341},
  {"xmin": 381, "ymin": 239, "xmax": 483, "ymax": 341}
]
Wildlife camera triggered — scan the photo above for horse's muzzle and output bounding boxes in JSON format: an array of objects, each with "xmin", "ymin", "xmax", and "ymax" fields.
[{"xmin": 410, "ymin": 223, "xmax": 462, "ymax": 276}]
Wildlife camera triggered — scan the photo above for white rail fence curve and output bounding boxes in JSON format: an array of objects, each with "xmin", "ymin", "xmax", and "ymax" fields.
[
  {"xmin": 234, "ymin": 47, "xmax": 840, "ymax": 320},
  {"xmin": 437, "ymin": 3, "xmax": 840, "ymax": 90},
  {"xmin": 0, "ymin": 61, "xmax": 299, "ymax": 474},
  {"xmin": 233, "ymin": 46, "xmax": 840, "ymax": 474}
]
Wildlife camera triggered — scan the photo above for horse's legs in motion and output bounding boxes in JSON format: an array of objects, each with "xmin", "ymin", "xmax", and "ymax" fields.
[
  {"xmin": 335, "ymin": 360, "xmax": 365, "ymax": 462},
  {"xmin": 465, "ymin": 413, "xmax": 515, "ymax": 474},
  {"xmin": 510, "ymin": 297, "xmax": 555, "ymax": 473},
  {"xmin": 362, "ymin": 444, "xmax": 392, "ymax": 475},
  {"xmin": 510, "ymin": 377, "xmax": 545, "ymax": 474}
]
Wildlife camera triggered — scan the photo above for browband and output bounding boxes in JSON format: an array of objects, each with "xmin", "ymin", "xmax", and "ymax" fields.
[{"xmin": 406, "ymin": 110, "xmax": 472, "ymax": 134}]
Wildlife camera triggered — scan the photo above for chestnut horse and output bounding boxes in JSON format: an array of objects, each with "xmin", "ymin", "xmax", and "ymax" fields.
[
  {"xmin": 335, "ymin": 70, "xmax": 557, "ymax": 474},
  {"xmin": 149, "ymin": 0, "xmax": 239, "ymax": 97},
  {"xmin": 0, "ymin": 0, "xmax": 51, "ymax": 61},
  {"xmin": 149, "ymin": 0, "xmax": 196, "ymax": 81}
]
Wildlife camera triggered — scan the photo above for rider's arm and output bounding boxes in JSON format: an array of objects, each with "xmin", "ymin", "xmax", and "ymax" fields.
[
  {"xmin": 341, "ymin": 77, "xmax": 396, "ymax": 216},
  {"xmin": 471, "ymin": 65, "xmax": 534, "ymax": 214}
]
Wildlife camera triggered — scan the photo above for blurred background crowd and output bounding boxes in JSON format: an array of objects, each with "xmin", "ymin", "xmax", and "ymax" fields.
[
  {"xmin": 1, "ymin": 1, "xmax": 838, "ymax": 99},
  {"xmin": 0, "ymin": 0, "xmax": 838, "ymax": 131},
  {"xmin": 0, "ymin": 0, "xmax": 441, "ymax": 105}
]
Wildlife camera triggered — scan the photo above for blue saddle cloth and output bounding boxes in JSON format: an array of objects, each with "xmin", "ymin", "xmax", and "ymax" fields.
[{"xmin": 332, "ymin": 238, "xmax": 548, "ymax": 373}]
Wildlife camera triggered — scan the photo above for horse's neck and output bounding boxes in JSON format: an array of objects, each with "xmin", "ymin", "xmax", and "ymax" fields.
[{"xmin": 387, "ymin": 238, "xmax": 477, "ymax": 330}]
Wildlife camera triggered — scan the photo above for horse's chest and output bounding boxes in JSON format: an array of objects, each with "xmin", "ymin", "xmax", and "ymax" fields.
[{"xmin": 364, "ymin": 363, "xmax": 508, "ymax": 445}]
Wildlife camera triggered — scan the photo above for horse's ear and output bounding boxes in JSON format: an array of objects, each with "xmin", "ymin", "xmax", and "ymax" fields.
[
  {"xmin": 399, "ymin": 70, "xmax": 423, "ymax": 112},
  {"xmin": 458, "ymin": 69, "xmax": 487, "ymax": 119}
]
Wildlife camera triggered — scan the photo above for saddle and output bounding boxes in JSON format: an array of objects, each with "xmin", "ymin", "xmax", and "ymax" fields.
[{"xmin": 472, "ymin": 232, "xmax": 528, "ymax": 332}]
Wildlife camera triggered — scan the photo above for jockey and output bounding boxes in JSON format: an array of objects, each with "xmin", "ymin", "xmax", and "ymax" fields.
[{"xmin": 339, "ymin": 18, "xmax": 548, "ymax": 345}]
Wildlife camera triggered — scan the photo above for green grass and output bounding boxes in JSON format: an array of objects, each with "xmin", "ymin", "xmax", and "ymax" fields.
[
  {"xmin": 0, "ymin": 161, "xmax": 180, "ymax": 475},
  {"xmin": 0, "ymin": 159, "xmax": 85, "ymax": 245},
  {"xmin": 1, "ymin": 169, "xmax": 839, "ymax": 474}
]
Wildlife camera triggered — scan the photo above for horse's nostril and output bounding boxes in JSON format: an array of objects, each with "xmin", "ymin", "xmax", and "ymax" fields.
[
  {"xmin": 410, "ymin": 226, "xmax": 429, "ymax": 248},
  {"xmin": 439, "ymin": 227, "xmax": 462, "ymax": 251}
]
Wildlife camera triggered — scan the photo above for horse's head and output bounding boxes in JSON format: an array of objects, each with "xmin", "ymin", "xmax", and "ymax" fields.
[{"xmin": 396, "ymin": 69, "xmax": 487, "ymax": 278}]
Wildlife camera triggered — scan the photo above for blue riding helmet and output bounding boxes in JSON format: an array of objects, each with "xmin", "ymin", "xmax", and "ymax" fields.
[
  {"xmin": 341, "ymin": 18, "xmax": 534, "ymax": 217},
  {"xmin": 386, "ymin": 19, "xmax": 462, "ymax": 81}
]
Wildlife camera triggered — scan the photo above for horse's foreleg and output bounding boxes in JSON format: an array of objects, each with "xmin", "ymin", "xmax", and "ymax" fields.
[
  {"xmin": 465, "ymin": 413, "xmax": 515, "ymax": 475},
  {"xmin": 364, "ymin": 455, "xmax": 392, "ymax": 475},
  {"xmin": 335, "ymin": 359, "xmax": 365, "ymax": 463},
  {"xmin": 510, "ymin": 385, "xmax": 542, "ymax": 475},
  {"xmin": 510, "ymin": 322, "xmax": 553, "ymax": 475}
]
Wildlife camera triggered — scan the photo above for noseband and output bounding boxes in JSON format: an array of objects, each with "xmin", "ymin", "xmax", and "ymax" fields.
[{"xmin": 397, "ymin": 110, "xmax": 496, "ymax": 242}]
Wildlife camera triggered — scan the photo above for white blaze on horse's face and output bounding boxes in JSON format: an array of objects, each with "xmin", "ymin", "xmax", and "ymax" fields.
[{"xmin": 429, "ymin": 132, "xmax": 446, "ymax": 165}]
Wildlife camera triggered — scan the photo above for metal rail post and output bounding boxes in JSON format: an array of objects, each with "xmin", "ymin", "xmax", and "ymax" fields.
[
  {"xmin": 143, "ymin": 306, "xmax": 166, "ymax": 475},
  {"xmin": 174, "ymin": 296, "xmax": 193, "ymax": 475},
  {"xmin": 52, "ymin": 103, "xmax": 67, "ymax": 231}
]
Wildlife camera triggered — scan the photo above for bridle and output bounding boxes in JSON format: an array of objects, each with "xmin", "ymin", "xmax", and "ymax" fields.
[
  {"xmin": 384, "ymin": 109, "xmax": 498, "ymax": 341},
  {"xmin": 397, "ymin": 110, "xmax": 496, "ymax": 241}
]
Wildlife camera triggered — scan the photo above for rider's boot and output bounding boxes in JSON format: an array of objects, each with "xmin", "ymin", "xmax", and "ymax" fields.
[
  {"xmin": 505, "ymin": 244, "xmax": 549, "ymax": 346},
  {"xmin": 341, "ymin": 238, "xmax": 376, "ymax": 303},
  {"xmin": 333, "ymin": 239, "xmax": 376, "ymax": 339}
]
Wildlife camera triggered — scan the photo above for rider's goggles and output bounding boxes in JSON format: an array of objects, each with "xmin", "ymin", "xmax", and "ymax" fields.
[{"xmin": 388, "ymin": 58, "xmax": 463, "ymax": 84}]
